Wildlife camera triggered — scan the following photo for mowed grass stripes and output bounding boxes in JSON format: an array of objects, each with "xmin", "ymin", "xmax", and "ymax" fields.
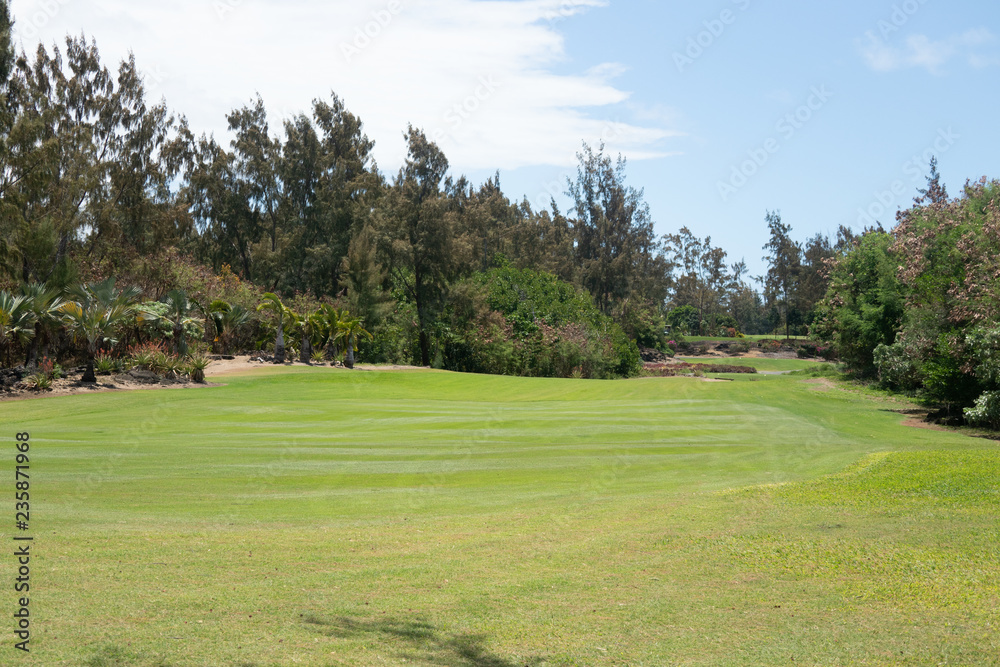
[{"xmin": 1, "ymin": 367, "xmax": 995, "ymax": 665}]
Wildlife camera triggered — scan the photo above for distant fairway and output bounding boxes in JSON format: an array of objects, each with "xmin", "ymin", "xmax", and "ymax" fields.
[
  {"xmin": 3, "ymin": 367, "xmax": 997, "ymax": 665},
  {"xmin": 676, "ymin": 356, "xmax": 828, "ymax": 372}
]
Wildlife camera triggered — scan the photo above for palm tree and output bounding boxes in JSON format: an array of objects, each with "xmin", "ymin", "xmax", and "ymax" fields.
[
  {"xmin": 307, "ymin": 310, "xmax": 327, "ymax": 359},
  {"xmin": 60, "ymin": 278, "xmax": 143, "ymax": 383},
  {"xmin": 140, "ymin": 289, "xmax": 203, "ymax": 355},
  {"xmin": 257, "ymin": 293, "xmax": 287, "ymax": 363},
  {"xmin": 336, "ymin": 315, "xmax": 373, "ymax": 369},
  {"xmin": 19, "ymin": 283, "xmax": 64, "ymax": 369},
  {"xmin": 293, "ymin": 310, "xmax": 329, "ymax": 364},
  {"xmin": 319, "ymin": 305, "xmax": 347, "ymax": 362},
  {"xmin": 284, "ymin": 308, "xmax": 313, "ymax": 364},
  {"xmin": 209, "ymin": 300, "xmax": 251, "ymax": 354},
  {"xmin": 0, "ymin": 291, "xmax": 35, "ymax": 368}
]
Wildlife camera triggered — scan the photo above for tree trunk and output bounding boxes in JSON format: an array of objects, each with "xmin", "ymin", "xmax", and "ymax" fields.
[
  {"xmin": 415, "ymin": 270, "xmax": 430, "ymax": 367},
  {"xmin": 300, "ymin": 332, "xmax": 311, "ymax": 364},
  {"xmin": 81, "ymin": 356, "xmax": 96, "ymax": 383},
  {"xmin": 274, "ymin": 315, "xmax": 285, "ymax": 363},
  {"xmin": 784, "ymin": 300, "xmax": 790, "ymax": 340},
  {"xmin": 418, "ymin": 329, "xmax": 430, "ymax": 367},
  {"xmin": 345, "ymin": 337, "xmax": 355, "ymax": 369},
  {"xmin": 173, "ymin": 322, "xmax": 185, "ymax": 356},
  {"xmin": 25, "ymin": 337, "xmax": 39, "ymax": 369}
]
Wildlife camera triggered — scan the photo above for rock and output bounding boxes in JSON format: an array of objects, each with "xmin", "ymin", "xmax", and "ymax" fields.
[
  {"xmin": 127, "ymin": 369, "xmax": 161, "ymax": 384},
  {"xmin": 639, "ymin": 347, "xmax": 668, "ymax": 363},
  {"xmin": 0, "ymin": 367, "xmax": 26, "ymax": 387}
]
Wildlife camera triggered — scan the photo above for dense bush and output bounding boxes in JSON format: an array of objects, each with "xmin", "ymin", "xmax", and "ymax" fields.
[
  {"xmin": 797, "ymin": 341, "xmax": 837, "ymax": 361},
  {"xmin": 872, "ymin": 342, "xmax": 919, "ymax": 391},
  {"xmin": 728, "ymin": 342, "xmax": 751, "ymax": 355},
  {"xmin": 811, "ymin": 231, "xmax": 904, "ymax": 377},
  {"xmin": 810, "ymin": 178, "xmax": 1000, "ymax": 426},
  {"xmin": 437, "ymin": 266, "xmax": 641, "ymax": 379},
  {"xmin": 965, "ymin": 391, "xmax": 1000, "ymax": 429}
]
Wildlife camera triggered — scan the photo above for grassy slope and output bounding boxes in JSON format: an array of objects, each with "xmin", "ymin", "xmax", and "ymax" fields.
[{"xmin": 1, "ymin": 368, "xmax": 996, "ymax": 666}]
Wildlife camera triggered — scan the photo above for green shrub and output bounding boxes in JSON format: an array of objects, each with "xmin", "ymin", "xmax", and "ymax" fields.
[
  {"xmin": 23, "ymin": 373, "xmax": 52, "ymax": 390},
  {"xmin": 95, "ymin": 352, "xmax": 117, "ymax": 375},
  {"xmin": 965, "ymin": 391, "xmax": 1000, "ymax": 429},
  {"xmin": 729, "ymin": 342, "xmax": 751, "ymax": 355},
  {"xmin": 186, "ymin": 354, "xmax": 210, "ymax": 383},
  {"xmin": 873, "ymin": 342, "xmax": 920, "ymax": 390},
  {"xmin": 137, "ymin": 300, "xmax": 204, "ymax": 347},
  {"xmin": 441, "ymin": 266, "xmax": 641, "ymax": 379},
  {"xmin": 150, "ymin": 350, "xmax": 183, "ymax": 378},
  {"xmin": 128, "ymin": 341, "xmax": 167, "ymax": 371}
]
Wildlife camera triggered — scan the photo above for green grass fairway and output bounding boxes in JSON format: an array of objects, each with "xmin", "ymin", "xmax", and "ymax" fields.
[
  {"xmin": 2, "ymin": 368, "xmax": 997, "ymax": 665},
  {"xmin": 677, "ymin": 356, "xmax": 829, "ymax": 372}
]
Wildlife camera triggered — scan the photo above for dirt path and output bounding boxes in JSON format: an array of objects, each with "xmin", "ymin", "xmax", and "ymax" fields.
[{"xmin": 206, "ymin": 357, "xmax": 429, "ymax": 376}]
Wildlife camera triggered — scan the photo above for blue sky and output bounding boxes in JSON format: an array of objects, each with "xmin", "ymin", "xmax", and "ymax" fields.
[{"xmin": 10, "ymin": 0, "xmax": 1000, "ymax": 278}]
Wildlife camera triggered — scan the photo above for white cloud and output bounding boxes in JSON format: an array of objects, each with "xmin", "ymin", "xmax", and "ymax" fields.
[
  {"xmin": 858, "ymin": 28, "xmax": 998, "ymax": 75},
  {"xmin": 9, "ymin": 0, "xmax": 678, "ymax": 173}
]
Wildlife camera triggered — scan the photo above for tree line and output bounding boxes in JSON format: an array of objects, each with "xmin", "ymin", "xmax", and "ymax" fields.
[
  {"xmin": 814, "ymin": 160, "xmax": 1000, "ymax": 427},
  {"xmin": 0, "ymin": 5, "xmax": 851, "ymax": 383}
]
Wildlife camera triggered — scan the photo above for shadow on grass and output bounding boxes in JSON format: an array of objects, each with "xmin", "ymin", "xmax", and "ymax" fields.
[
  {"xmin": 303, "ymin": 613, "xmax": 545, "ymax": 667},
  {"xmin": 84, "ymin": 643, "xmax": 174, "ymax": 667}
]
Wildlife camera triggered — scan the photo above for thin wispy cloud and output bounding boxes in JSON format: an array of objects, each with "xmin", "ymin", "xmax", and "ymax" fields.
[
  {"xmin": 859, "ymin": 28, "xmax": 997, "ymax": 74},
  {"xmin": 9, "ymin": 0, "xmax": 678, "ymax": 172}
]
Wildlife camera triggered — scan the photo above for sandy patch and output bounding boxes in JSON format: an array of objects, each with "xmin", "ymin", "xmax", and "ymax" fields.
[
  {"xmin": 890, "ymin": 409, "xmax": 950, "ymax": 432},
  {"xmin": 801, "ymin": 378, "xmax": 836, "ymax": 391},
  {"xmin": 900, "ymin": 417, "xmax": 948, "ymax": 432},
  {"xmin": 205, "ymin": 356, "xmax": 430, "ymax": 377}
]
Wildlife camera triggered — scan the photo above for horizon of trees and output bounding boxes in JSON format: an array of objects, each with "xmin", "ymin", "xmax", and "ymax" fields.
[
  {"xmin": 6, "ymin": 5, "xmax": 991, "ymax": 395},
  {"xmin": 0, "ymin": 16, "xmax": 840, "ymax": 332}
]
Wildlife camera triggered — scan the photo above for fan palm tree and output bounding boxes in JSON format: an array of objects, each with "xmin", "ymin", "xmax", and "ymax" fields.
[
  {"xmin": 0, "ymin": 291, "xmax": 36, "ymax": 368},
  {"xmin": 336, "ymin": 315, "xmax": 373, "ymax": 369},
  {"xmin": 60, "ymin": 278, "xmax": 143, "ymax": 382},
  {"xmin": 139, "ymin": 289, "xmax": 203, "ymax": 355},
  {"xmin": 209, "ymin": 300, "xmax": 251, "ymax": 354},
  {"xmin": 19, "ymin": 283, "xmax": 64, "ymax": 368},
  {"xmin": 257, "ymin": 293, "xmax": 287, "ymax": 363}
]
